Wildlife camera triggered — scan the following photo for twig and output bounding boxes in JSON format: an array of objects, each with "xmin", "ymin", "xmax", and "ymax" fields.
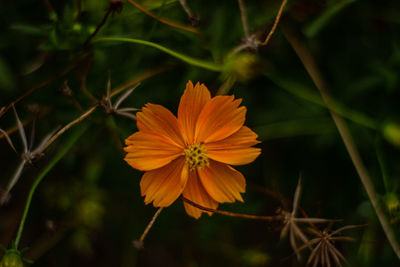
[
  {"xmin": 181, "ymin": 196, "xmax": 281, "ymax": 221},
  {"xmin": 282, "ymin": 25, "xmax": 400, "ymax": 259},
  {"xmin": 127, "ymin": 0, "xmax": 200, "ymax": 34},
  {"xmin": 83, "ymin": 1, "xmax": 123, "ymax": 47},
  {"xmin": 14, "ymin": 126, "xmax": 88, "ymax": 249},
  {"xmin": 238, "ymin": 0, "xmax": 250, "ymax": 39},
  {"xmin": 179, "ymin": 0, "xmax": 193, "ymax": 19},
  {"xmin": 36, "ymin": 105, "xmax": 98, "ymax": 155},
  {"xmin": 0, "ymin": 60, "xmax": 80, "ymax": 119},
  {"xmin": 259, "ymin": 0, "xmax": 287, "ymax": 46},
  {"xmin": 133, "ymin": 207, "xmax": 163, "ymax": 249}
]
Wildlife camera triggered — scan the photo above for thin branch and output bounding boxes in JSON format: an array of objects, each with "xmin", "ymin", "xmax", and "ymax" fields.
[
  {"xmin": 133, "ymin": 207, "xmax": 163, "ymax": 249},
  {"xmin": 179, "ymin": 0, "xmax": 195, "ymax": 21},
  {"xmin": 36, "ymin": 105, "xmax": 98, "ymax": 155},
  {"xmin": 181, "ymin": 196, "xmax": 281, "ymax": 221},
  {"xmin": 282, "ymin": 25, "xmax": 400, "ymax": 259},
  {"xmin": 0, "ymin": 59, "xmax": 80, "ymax": 119},
  {"xmin": 259, "ymin": 0, "xmax": 287, "ymax": 46},
  {"xmin": 83, "ymin": 1, "xmax": 123, "ymax": 47},
  {"xmin": 127, "ymin": 0, "xmax": 200, "ymax": 34},
  {"xmin": 238, "ymin": 0, "xmax": 250, "ymax": 39}
]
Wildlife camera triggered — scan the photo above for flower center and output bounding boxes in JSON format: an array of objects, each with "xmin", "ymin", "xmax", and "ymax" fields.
[{"xmin": 184, "ymin": 143, "xmax": 209, "ymax": 171}]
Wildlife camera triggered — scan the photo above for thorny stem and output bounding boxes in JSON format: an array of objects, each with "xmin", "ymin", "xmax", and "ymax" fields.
[
  {"xmin": 95, "ymin": 37, "xmax": 223, "ymax": 72},
  {"xmin": 259, "ymin": 0, "xmax": 287, "ymax": 46},
  {"xmin": 238, "ymin": 0, "xmax": 250, "ymax": 39},
  {"xmin": 135, "ymin": 207, "xmax": 163, "ymax": 248},
  {"xmin": 282, "ymin": 26, "xmax": 400, "ymax": 259},
  {"xmin": 181, "ymin": 196, "xmax": 281, "ymax": 221},
  {"xmin": 14, "ymin": 126, "xmax": 87, "ymax": 249},
  {"xmin": 127, "ymin": 0, "xmax": 200, "ymax": 34},
  {"xmin": 36, "ymin": 105, "xmax": 98, "ymax": 155}
]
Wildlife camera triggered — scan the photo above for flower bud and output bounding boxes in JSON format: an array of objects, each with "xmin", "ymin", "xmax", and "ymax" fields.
[
  {"xmin": 383, "ymin": 122, "xmax": 400, "ymax": 147},
  {"xmin": 0, "ymin": 250, "xmax": 24, "ymax": 267},
  {"xmin": 223, "ymin": 52, "xmax": 259, "ymax": 81}
]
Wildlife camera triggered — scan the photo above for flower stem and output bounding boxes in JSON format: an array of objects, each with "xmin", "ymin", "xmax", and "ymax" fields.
[
  {"xmin": 133, "ymin": 207, "xmax": 163, "ymax": 249},
  {"xmin": 94, "ymin": 37, "xmax": 223, "ymax": 72},
  {"xmin": 13, "ymin": 125, "xmax": 88, "ymax": 249}
]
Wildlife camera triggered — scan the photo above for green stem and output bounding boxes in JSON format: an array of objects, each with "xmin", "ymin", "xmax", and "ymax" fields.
[
  {"xmin": 13, "ymin": 125, "xmax": 88, "ymax": 249},
  {"xmin": 94, "ymin": 37, "xmax": 223, "ymax": 72}
]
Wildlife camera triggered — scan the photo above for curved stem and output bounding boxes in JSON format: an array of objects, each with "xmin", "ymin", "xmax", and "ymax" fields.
[
  {"xmin": 14, "ymin": 126, "xmax": 88, "ymax": 249},
  {"xmin": 94, "ymin": 37, "xmax": 223, "ymax": 72}
]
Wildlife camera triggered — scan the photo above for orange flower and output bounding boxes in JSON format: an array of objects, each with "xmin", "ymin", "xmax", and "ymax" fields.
[{"xmin": 124, "ymin": 81, "xmax": 261, "ymax": 218}]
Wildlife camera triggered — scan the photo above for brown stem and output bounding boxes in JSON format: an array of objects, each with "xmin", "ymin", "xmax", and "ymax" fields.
[
  {"xmin": 134, "ymin": 207, "xmax": 163, "ymax": 249},
  {"xmin": 259, "ymin": 0, "xmax": 287, "ymax": 46},
  {"xmin": 36, "ymin": 105, "xmax": 98, "ymax": 155},
  {"xmin": 0, "ymin": 60, "xmax": 80, "ymax": 119},
  {"xmin": 181, "ymin": 196, "xmax": 282, "ymax": 221},
  {"xmin": 179, "ymin": 0, "xmax": 193, "ymax": 18},
  {"xmin": 127, "ymin": 0, "xmax": 200, "ymax": 34},
  {"xmin": 282, "ymin": 25, "xmax": 400, "ymax": 259},
  {"xmin": 83, "ymin": 5, "xmax": 113, "ymax": 47},
  {"xmin": 238, "ymin": 0, "xmax": 250, "ymax": 39}
]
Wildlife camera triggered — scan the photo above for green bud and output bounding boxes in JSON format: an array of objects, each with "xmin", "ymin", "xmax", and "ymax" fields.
[
  {"xmin": 78, "ymin": 199, "xmax": 105, "ymax": 229},
  {"xmin": 385, "ymin": 193, "xmax": 400, "ymax": 215},
  {"xmin": 49, "ymin": 12, "xmax": 58, "ymax": 22},
  {"xmin": 72, "ymin": 23, "xmax": 82, "ymax": 33},
  {"xmin": 0, "ymin": 250, "xmax": 24, "ymax": 267},
  {"xmin": 383, "ymin": 122, "xmax": 400, "ymax": 147},
  {"xmin": 223, "ymin": 52, "xmax": 259, "ymax": 81}
]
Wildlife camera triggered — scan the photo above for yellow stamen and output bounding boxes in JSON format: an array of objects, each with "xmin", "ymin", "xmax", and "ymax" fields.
[{"xmin": 184, "ymin": 143, "xmax": 209, "ymax": 171}]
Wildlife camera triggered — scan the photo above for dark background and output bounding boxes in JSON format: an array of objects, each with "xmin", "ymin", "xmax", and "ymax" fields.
[{"xmin": 0, "ymin": 0, "xmax": 400, "ymax": 266}]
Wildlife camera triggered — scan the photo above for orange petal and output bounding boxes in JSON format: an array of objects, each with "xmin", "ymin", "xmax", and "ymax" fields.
[
  {"xmin": 195, "ymin": 95, "xmax": 246, "ymax": 143},
  {"xmin": 205, "ymin": 126, "xmax": 261, "ymax": 165},
  {"xmin": 136, "ymin": 103, "xmax": 185, "ymax": 148},
  {"xmin": 182, "ymin": 170, "xmax": 218, "ymax": 219},
  {"xmin": 197, "ymin": 160, "xmax": 246, "ymax": 203},
  {"xmin": 178, "ymin": 81, "xmax": 211, "ymax": 144},
  {"xmin": 124, "ymin": 132, "xmax": 183, "ymax": 171},
  {"xmin": 205, "ymin": 126, "xmax": 260, "ymax": 149},
  {"xmin": 206, "ymin": 147, "xmax": 261, "ymax": 165},
  {"xmin": 140, "ymin": 157, "xmax": 188, "ymax": 207}
]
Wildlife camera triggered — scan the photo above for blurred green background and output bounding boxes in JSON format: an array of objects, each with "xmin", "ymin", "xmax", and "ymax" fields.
[{"xmin": 1, "ymin": 0, "xmax": 400, "ymax": 266}]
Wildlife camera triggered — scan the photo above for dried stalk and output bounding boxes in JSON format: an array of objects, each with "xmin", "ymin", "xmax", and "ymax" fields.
[
  {"xmin": 259, "ymin": 0, "xmax": 287, "ymax": 46},
  {"xmin": 36, "ymin": 105, "xmax": 98, "ymax": 155}
]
